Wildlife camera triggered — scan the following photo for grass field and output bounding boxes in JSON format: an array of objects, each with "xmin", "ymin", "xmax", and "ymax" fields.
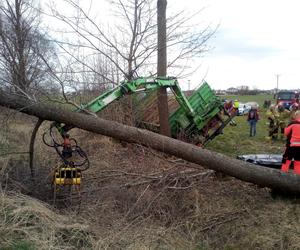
[
  {"xmin": 206, "ymin": 94, "xmax": 285, "ymax": 156},
  {"xmin": 222, "ymin": 93, "xmax": 274, "ymax": 105}
]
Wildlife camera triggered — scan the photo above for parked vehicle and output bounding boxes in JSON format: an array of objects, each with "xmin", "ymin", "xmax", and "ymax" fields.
[
  {"xmin": 276, "ymin": 91, "xmax": 299, "ymax": 109},
  {"xmin": 238, "ymin": 103, "xmax": 251, "ymax": 115},
  {"xmin": 245, "ymin": 102, "xmax": 259, "ymax": 109}
]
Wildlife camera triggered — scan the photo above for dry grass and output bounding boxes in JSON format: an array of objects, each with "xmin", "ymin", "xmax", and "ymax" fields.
[
  {"xmin": 0, "ymin": 191, "xmax": 94, "ymax": 250},
  {"xmin": 2, "ymin": 106, "xmax": 300, "ymax": 249}
]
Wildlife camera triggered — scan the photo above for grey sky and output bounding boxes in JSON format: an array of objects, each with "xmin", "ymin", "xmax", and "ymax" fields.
[
  {"xmin": 210, "ymin": 28, "xmax": 280, "ymax": 60},
  {"xmin": 182, "ymin": 0, "xmax": 300, "ymax": 90},
  {"xmin": 43, "ymin": 0, "xmax": 300, "ymax": 90}
]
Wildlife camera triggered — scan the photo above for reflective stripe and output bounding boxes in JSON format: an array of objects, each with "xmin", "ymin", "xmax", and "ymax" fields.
[{"xmin": 290, "ymin": 142, "xmax": 300, "ymax": 145}]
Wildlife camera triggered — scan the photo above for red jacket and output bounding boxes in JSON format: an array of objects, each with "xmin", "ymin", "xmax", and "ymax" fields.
[{"xmin": 285, "ymin": 119, "xmax": 300, "ymax": 147}]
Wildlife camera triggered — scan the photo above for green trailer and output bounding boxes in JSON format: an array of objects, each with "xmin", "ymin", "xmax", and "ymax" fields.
[{"xmin": 169, "ymin": 81, "xmax": 231, "ymax": 145}]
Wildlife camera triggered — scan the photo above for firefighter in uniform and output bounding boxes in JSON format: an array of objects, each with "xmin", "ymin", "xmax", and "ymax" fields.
[
  {"xmin": 281, "ymin": 111, "xmax": 300, "ymax": 174},
  {"xmin": 266, "ymin": 105, "xmax": 279, "ymax": 140},
  {"xmin": 289, "ymin": 103, "xmax": 299, "ymax": 121},
  {"xmin": 277, "ymin": 104, "xmax": 290, "ymax": 139}
]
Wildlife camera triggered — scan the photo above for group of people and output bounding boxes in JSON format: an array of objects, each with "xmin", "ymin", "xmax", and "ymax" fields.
[
  {"xmin": 223, "ymin": 99, "xmax": 239, "ymax": 116},
  {"xmin": 224, "ymin": 98, "xmax": 300, "ymax": 174},
  {"xmin": 266, "ymin": 102, "xmax": 299, "ymax": 140},
  {"xmin": 245, "ymin": 102, "xmax": 300, "ymax": 174},
  {"xmin": 247, "ymin": 102, "xmax": 300, "ymax": 139},
  {"xmin": 265, "ymin": 102, "xmax": 300, "ymax": 174}
]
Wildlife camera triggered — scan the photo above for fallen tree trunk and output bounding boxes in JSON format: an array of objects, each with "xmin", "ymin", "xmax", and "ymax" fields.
[{"xmin": 1, "ymin": 91, "xmax": 300, "ymax": 193}]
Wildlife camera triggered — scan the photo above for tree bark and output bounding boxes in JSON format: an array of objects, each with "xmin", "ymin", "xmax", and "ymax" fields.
[
  {"xmin": 29, "ymin": 118, "xmax": 43, "ymax": 178},
  {"xmin": 1, "ymin": 91, "xmax": 300, "ymax": 193},
  {"xmin": 157, "ymin": 0, "xmax": 171, "ymax": 137}
]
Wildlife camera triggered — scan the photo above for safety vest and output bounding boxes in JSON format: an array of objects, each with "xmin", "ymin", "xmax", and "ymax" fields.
[{"xmin": 233, "ymin": 100, "xmax": 239, "ymax": 109}]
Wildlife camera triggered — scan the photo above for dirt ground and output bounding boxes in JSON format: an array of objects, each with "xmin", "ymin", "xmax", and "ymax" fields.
[{"xmin": 1, "ymin": 109, "xmax": 300, "ymax": 249}]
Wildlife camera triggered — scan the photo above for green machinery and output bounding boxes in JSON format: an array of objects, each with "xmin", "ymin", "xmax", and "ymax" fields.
[
  {"xmin": 44, "ymin": 76, "xmax": 232, "ymax": 199},
  {"xmin": 56, "ymin": 76, "xmax": 232, "ymax": 146},
  {"xmin": 169, "ymin": 81, "xmax": 232, "ymax": 145}
]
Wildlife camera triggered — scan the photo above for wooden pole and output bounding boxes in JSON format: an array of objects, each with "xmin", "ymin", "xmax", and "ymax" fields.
[{"xmin": 157, "ymin": 0, "xmax": 171, "ymax": 137}]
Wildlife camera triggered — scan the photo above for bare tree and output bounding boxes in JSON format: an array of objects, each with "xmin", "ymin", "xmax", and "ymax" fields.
[
  {"xmin": 46, "ymin": 0, "xmax": 157, "ymax": 87},
  {"xmin": 43, "ymin": 0, "xmax": 216, "ymax": 128},
  {"xmin": 0, "ymin": 0, "xmax": 53, "ymax": 98},
  {"xmin": 48, "ymin": 0, "xmax": 215, "ymax": 84}
]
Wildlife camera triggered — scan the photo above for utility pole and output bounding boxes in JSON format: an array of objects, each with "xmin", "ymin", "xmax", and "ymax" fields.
[
  {"xmin": 275, "ymin": 74, "xmax": 280, "ymax": 95},
  {"xmin": 157, "ymin": 0, "xmax": 171, "ymax": 137},
  {"xmin": 274, "ymin": 74, "xmax": 280, "ymax": 99}
]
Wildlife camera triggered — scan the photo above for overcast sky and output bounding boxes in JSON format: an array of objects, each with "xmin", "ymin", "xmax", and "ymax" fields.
[
  {"xmin": 44, "ymin": 0, "xmax": 300, "ymax": 90},
  {"xmin": 173, "ymin": 0, "xmax": 300, "ymax": 90}
]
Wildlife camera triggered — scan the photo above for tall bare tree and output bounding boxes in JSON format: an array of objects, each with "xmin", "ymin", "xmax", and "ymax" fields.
[
  {"xmin": 0, "ymin": 0, "xmax": 52, "ymax": 98},
  {"xmin": 47, "ymin": 0, "xmax": 156, "ymax": 88},
  {"xmin": 44, "ymin": 0, "xmax": 215, "ymax": 127},
  {"xmin": 48, "ymin": 0, "xmax": 215, "ymax": 84}
]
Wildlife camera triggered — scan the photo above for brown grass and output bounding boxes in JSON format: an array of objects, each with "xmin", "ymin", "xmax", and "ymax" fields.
[
  {"xmin": 2, "ymin": 107, "xmax": 300, "ymax": 249},
  {"xmin": 0, "ymin": 191, "xmax": 94, "ymax": 249}
]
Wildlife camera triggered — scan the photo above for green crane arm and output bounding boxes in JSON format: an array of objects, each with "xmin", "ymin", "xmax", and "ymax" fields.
[
  {"xmin": 77, "ymin": 77, "xmax": 195, "ymax": 116},
  {"xmin": 52, "ymin": 76, "xmax": 231, "ymax": 146},
  {"xmin": 54, "ymin": 77, "xmax": 206, "ymax": 138}
]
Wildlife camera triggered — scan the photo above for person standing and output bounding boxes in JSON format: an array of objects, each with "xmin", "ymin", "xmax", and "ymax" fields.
[
  {"xmin": 281, "ymin": 111, "xmax": 300, "ymax": 174},
  {"xmin": 224, "ymin": 100, "xmax": 234, "ymax": 115},
  {"xmin": 224, "ymin": 100, "xmax": 237, "ymax": 126},
  {"xmin": 233, "ymin": 99, "xmax": 239, "ymax": 115},
  {"xmin": 266, "ymin": 105, "xmax": 279, "ymax": 140},
  {"xmin": 247, "ymin": 106, "xmax": 259, "ymax": 137},
  {"xmin": 277, "ymin": 104, "xmax": 290, "ymax": 139},
  {"xmin": 289, "ymin": 102, "xmax": 299, "ymax": 121}
]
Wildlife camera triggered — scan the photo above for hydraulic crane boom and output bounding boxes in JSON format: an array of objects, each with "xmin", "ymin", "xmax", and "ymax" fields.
[
  {"xmin": 54, "ymin": 76, "xmax": 232, "ymax": 146},
  {"xmin": 77, "ymin": 77, "xmax": 195, "ymax": 118}
]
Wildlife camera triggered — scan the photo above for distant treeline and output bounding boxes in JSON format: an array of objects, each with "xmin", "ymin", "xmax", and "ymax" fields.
[{"xmin": 215, "ymin": 87, "xmax": 276, "ymax": 96}]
